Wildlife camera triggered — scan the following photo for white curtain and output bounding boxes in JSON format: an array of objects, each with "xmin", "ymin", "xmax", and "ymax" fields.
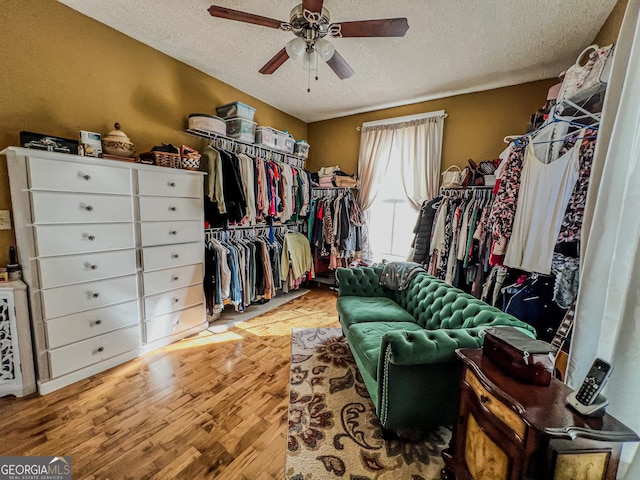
[
  {"xmin": 398, "ymin": 118, "xmax": 444, "ymax": 210},
  {"xmin": 356, "ymin": 115, "xmax": 444, "ymax": 212},
  {"xmin": 356, "ymin": 126, "xmax": 395, "ymax": 212},
  {"xmin": 567, "ymin": 0, "xmax": 640, "ymax": 475}
]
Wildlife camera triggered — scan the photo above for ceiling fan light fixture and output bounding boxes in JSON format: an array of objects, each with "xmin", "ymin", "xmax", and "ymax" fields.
[
  {"xmin": 285, "ymin": 37, "xmax": 306, "ymax": 60},
  {"xmin": 315, "ymin": 38, "xmax": 335, "ymax": 61},
  {"xmin": 301, "ymin": 50, "xmax": 318, "ymax": 71}
]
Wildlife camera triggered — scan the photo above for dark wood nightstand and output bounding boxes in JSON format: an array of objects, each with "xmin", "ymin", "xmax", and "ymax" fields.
[{"xmin": 441, "ymin": 349, "xmax": 639, "ymax": 480}]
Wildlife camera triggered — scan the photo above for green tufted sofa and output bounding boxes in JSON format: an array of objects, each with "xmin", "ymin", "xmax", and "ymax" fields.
[{"xmin": 336, "ymin": 266, "xmax": 536, "ymax": 431}]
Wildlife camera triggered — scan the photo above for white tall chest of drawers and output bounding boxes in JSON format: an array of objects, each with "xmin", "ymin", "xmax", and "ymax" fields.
[{"xmin": 3, "ymin": 147, "xmax": 207, "ymax": 394}]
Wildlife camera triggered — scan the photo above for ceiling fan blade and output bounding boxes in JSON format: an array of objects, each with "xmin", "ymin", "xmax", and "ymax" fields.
[
  {"xmin": 259, "ymin": 48, "xmax": 290, "ymax": 74},
  {"xmin": 332, "ymin": 18, "xmax": 409, "ymax": 37},
  {"xmin": 302, "ymin": 0, "xmax": 324, "ymax": 13},
  {"xmin": 326, "ymin": 50, "xmax": 354, "ymax": 80},
  {"xmin": 208, "ymin": 5, "xmax": 284, "ymax": 29}
]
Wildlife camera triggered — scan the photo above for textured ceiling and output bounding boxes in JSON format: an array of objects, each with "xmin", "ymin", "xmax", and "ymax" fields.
[{"xmin": 57, "ymin": 0, "xmax": 617, "ymax": 123}]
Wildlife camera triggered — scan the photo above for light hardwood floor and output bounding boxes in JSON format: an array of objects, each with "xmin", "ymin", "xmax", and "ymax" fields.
[{"xmin": 0, "ymin": 287, "xmax": 340, "ymax": 479}]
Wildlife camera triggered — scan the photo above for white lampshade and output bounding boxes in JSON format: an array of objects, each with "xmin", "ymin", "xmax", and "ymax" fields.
[
  {"xmin": 315, "ymin": 38, "xmax": 335, "ymax": 61},
  {"xmin": 285, "ymin": 37, "xmax": 306, "ymax": 60},
  {"xmin": 302, "ymin": 50, "xmax": 318, "ymax": 71}
]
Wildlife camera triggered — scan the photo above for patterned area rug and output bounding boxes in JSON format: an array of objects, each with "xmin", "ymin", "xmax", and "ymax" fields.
[{"xmin": 285, "ymin": 327, "xmax": 451, "ymax": 480}]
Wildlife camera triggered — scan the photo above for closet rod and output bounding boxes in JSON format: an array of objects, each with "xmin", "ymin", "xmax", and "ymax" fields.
[{"xmin": 183, "ymin": 128, "xmax": 306, "ymax": 169}]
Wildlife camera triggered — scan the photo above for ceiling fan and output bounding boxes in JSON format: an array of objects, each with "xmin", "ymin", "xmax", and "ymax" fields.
[{"xmin": 208, "ymin": 1, "xmax": 409, "ymax": 80}]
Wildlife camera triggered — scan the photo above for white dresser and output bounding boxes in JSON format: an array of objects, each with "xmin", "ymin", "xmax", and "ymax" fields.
[{"xmin": 3, "ymin": 147, "xmax": 207, "ymax": 394}]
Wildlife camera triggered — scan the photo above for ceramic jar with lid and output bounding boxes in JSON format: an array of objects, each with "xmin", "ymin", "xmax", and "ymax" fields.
[{"xmin": 102, "ymin": 123, "xmax": 135, "ymax": 157}]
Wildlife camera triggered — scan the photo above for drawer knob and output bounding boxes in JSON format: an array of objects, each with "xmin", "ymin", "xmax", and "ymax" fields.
[
  {"xmin": 82, "ymin": 174, "xmax": 92, "ymax": 181},
  {"xmin": 168, "ymin": 181, "xmax": 176, "ymax": 187},
  {"xmin": 174, "ymin": 298, "xmax": 180, "ymax": 303},
  {"xmin": 169, "ymin": 206, "xmax": 177, "ymax": 212},
  {"xmin": 171, "ymin": 253, "xmax": 179, "ymax": 259},
  {"xmin": 85, "ymin": 205, "xmax": 94, "ymax": 212},
  {"xmin": 96, "ymin": 346, "xmax": 104, "ymax": 353},
  {"xmin": 87, "ymin": 235, "xmax": 96, "ymax": 241},
  {"xmin": 84, "ymin": 262, "xmax": 98, "ymax": 270},
  {"xmin": 169, "ymin": 230, "xmax": 178, "ymax": 235},
  {"xmin": 93, "ymin": 319, "xmax": 102, "ymax": 326},
  {"xmin": 172, "ymin": 276, "xmax": 179, "ymax": 281},
  {"xmin": 91, "ymin": 292, "xmax": 100, "ymax": 299},
  {"xmin": 480, "ymin": 394, "xmax": 490, "ymax": 404},
  {"xmin": 90, "ymin": 264, "xmax": 98, "ymax": 270}
]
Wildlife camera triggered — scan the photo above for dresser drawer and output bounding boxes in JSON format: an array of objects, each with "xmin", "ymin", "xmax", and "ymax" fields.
[
  {"xmin": 143, "ymin": 264, "xmax": 203, "ymax": 296},
  {"xmin": 142, "ymin": 242, "xmax": 203, "ymax": 272},
  {"xmin": 46, "ymin": 300, "xmax": 140, "ymax": 349},
  {"xmin": 144, "ymin": 284, "xmax": 203, "ymax": 319},
  {"xmin": 465, "ymin": 369, "xmax": 526, "ymax": 439},
  {"xmin": 38, "ymin": 249, "xmax": 137, "ymax": 289},
  {"xmin": 138, "ymin": 169, "xmax": 201, "ymax": 198},
  {"xmin": 48, "ymin": 324, "xmax": 140, "ymax": 378},
  {"xmin": 31, "ymin": 191, "xmax": 133, "ymax": 224},
  {"xmin": 41, "ymin": 275, "xmax": 138, "ymax": 319},
  {"xmin": 139, "ymin": 196, "xmax": 202, "ymax": 222},
  {"xmin": 144, "ymin": 304, "xmax": 205, "ymax": 343},
  {"xmin": 140, "ymin": 220, "xmax": 202, "ymax": 247},
  {"xmin": 35, "ymin": 223, "xmax": 136, "ymax": 257},
  {"xmin": 28, "ymin": 156, "xmax": 133, "ymax": 195}
]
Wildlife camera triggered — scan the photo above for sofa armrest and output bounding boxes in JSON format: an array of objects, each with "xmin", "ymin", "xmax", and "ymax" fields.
[
  {"xmin": 336, "ymin": 266, "xmax": 389, "ymax": 297},
  {"xmin": 381, "ymin": 327, "xmax": 490, "ymax": 366}
]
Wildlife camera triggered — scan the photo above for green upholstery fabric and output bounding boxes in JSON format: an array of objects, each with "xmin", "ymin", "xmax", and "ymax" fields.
[
  {"xmin": 336, "ymin": 266, "xmax": 390, "ymax": 298},
  {"xmin": 336, "ymin": 296, "xmax": 416, "ymax": 329},
  {"xmin": 348, "ymin": 322, "xmax": 424, "ymax": 380},
  {"xmin": 335, "ymin": 266, "xmax": 536, "ymax": 431}
]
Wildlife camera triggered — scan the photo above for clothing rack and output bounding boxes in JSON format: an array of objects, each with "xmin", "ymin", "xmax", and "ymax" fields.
[
  {"xmin": 311, "ymin": 186, "xmax": 354, "ymax": 198},
  {"xmin": 204, "ymin": 223, "xmax": 301, "ymax": 242},
  {"xmin": 185, "ymin": 128, "xmax": 306, "ymax": 168}
]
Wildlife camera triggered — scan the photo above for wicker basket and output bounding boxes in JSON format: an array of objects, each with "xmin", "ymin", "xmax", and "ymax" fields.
[
  {"xmin": 138, "ymin": 151, "xmax": 181, "ymax": 168},
  {"xmin": 181, "ymin": 155, "xmax": 201, "ymax": 170}
]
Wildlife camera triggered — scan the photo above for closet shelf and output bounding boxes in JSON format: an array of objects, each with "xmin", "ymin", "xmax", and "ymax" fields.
[{"xmin": 184, "ymin": 128, "xmax": 306, "ymax": 168}]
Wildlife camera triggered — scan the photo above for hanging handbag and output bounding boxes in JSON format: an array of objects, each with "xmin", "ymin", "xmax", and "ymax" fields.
[
  {"xmin": 557, "ymin": 44, "xmax": 614, "ymax": 103},
  {"xmin": 441, "ymin": 165, "xmax": 462, "ymax": 187}
]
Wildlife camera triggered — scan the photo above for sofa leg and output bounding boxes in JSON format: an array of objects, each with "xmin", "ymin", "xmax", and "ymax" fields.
[
  {"xmin": 440, "ymin": 467, "xmax": 456, "ymax": 480},
  {"xmin": 381, "ymin": 427, "xmax": 396, "ymax": 440}
]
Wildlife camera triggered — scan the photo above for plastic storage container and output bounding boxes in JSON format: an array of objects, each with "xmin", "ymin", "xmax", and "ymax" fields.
[
  {"xmin": 255, "ymin": 126, "xmax": 278, "ymax": 150},
  {"xmin": 294, "ymin": 140, "xmax": 310, "ymax": 159},
  {"xmin": 188, "ymin": 114, "xmax": 226, "ymax": 135},
  {"xmin": 226, "ymin": 117, "xmax": 257, "ymax": 143},
  {"xmin": 279, "ymin": 132, "xmax": 295, "ymax": 154},
  {"xmin": 216, "ymin": 101, "xmax": 256, "ymax": 122}
]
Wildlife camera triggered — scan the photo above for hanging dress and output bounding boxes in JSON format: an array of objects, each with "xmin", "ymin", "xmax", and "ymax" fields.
[{"xmin": 504, "ymin": 135, "xmax": 581, "ymax": 274}]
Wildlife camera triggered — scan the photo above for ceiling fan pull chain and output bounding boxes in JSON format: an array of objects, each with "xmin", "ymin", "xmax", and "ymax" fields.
[{"xmin": 307, "ymin": 65, "xmax": 312, "ymax": 93}]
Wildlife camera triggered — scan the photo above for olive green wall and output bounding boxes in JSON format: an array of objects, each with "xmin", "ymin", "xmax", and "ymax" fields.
[
  {"xmin": 0, "ymin": 0, "xmax": 306, "ymax": 266},
  {"xmin": 306, "ymin": 79, "xmax": 557, "ymax": 175},
  {"xmin": 594, "ymin": 0, "xmax": 628, "ymax": 46}
]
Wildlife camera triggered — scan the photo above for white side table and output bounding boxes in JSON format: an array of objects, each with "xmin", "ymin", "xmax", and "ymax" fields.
[{"xmin": 0, "ymin": 280, "xmax": 36, "ymax": 397}]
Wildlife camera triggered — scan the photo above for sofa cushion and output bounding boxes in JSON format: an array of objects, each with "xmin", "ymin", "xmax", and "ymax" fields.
[
  {"xmin": 336, "ymin": 296, "xmax": 416, "ymax": 329},
  {"xmin": 348, "ymin": 322, "xmax": 424, "ymax": 380}
]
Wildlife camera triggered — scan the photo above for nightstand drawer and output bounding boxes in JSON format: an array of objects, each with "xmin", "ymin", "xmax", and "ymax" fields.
[
  {"xmin": 38, "ymin": 249, "xmax": 137, "ymax": 289},
  {"xmin": 28, "ymin": 156, "xmax": 133, "ymax": 195},
  {"xmin": 31, "ymin": 191, "xmax": 133, "ymax": 224},
  {"xmin": 139, "ymin": 196, "xmax": 201, "ymax": 222},
  {"xmin": 35, "ymin": 223, "xmax": 135, "ymax": 257},
  {"xmin": 48, "ymin": 324, "xmax": 140, "ymax": 378},
  {"xmin": 143, "ymin": 264, "xmax": 203, "ymax": 296},
  {"xmin": 140, "ymin": 220, "xmax": 202, "ymax": 247},
  {"xmin": 144, "ymin": 304, "xmax": 205, "ymax": 343},
  {"xmin": 46, "ymin": 300, "xmax": 140, "ymax": 349},
  {"xmin": 41, "ymin": 275, "xmax": 138, "ymax": 319},
  {"xmin": 138, "ymin": 170, "xmax": 201, "ymax": 198},
  {"xmin": 465, "ymin": 369, "xmax": 526, "ymax": 439}
]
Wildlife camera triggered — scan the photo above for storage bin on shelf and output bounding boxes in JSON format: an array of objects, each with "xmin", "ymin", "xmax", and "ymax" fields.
[
  {"xmin": 216, "ymin": 101, "xmax": 256, "ymax": 122},
  {"xmin": 188, "ymin": 114, "xmax": 226, "ymax": 136},
  {"xmin": 226, "ymin": 117, "xmax": 257, "ymax": 143},
  {"xmin": 294, "ymin": 140, "xmax": 310, "ymax": 159},
  {"xmin": 255, "ymin": 126, "xmax": 294, "ymax": 153},
  {"xmin": 138, "ymin": 151, "xmax": 181, "ymax": 169}
]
